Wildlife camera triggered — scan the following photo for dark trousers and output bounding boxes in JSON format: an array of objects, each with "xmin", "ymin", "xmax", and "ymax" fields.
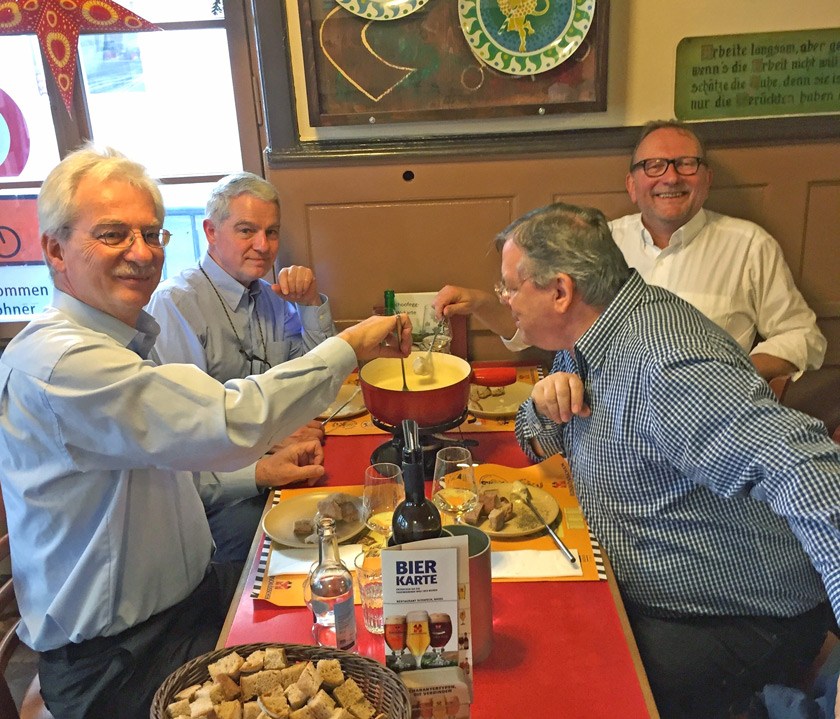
[
  {"xmin": 626, "ymin": 602, "xmax": 832, "ymax": 719},
  {"xmin": 38, "ymin": 561, "xmax": 243, "ymax": 719},
  {"xmin": 205, "ymin": 491, "xmax": 268, "ymax": 564}
]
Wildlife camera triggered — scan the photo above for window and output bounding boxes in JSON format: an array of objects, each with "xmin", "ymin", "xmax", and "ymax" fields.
[{"xmin": 0, "ymin": 0, "xmax": 259, "ymax": 331}]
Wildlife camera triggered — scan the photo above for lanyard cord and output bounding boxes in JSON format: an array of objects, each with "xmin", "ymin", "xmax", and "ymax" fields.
[{"xmin": 199, "ymin": 265, "xmax": 269, "ymax": 374}]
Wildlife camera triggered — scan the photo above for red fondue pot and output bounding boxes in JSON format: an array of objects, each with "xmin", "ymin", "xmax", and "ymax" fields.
[{"xmin": 359, "ymin": 352, "xmax": 515, "ymax": 428}]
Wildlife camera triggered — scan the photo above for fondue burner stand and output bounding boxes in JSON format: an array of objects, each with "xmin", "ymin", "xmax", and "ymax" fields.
[{"xmin": 369, "ymin": 410, "xmax": 478, "ymax": 479}]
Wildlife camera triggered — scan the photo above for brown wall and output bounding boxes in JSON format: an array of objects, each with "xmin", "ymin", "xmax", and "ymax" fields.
[{"xmin": 267, "ymin": 138, "xmax": 840, "ymax": 370}]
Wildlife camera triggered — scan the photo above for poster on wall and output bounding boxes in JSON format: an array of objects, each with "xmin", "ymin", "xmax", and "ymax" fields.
[
  {"xmin": 674, "ymin": 28, "xmax": 840, "ymax": 121},
  {"xmin": 0, "ymin": 196, "xmax": 51, "ymax": 321},
  {"xmin": 294, "ymin": 0, "xmax": 609, "ymax": 126}
]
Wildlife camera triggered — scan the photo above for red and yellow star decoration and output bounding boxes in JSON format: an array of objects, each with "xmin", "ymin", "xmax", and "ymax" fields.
[{"xmin": 0, "ymin": 0, "xmax": 159, "ymax": 114}]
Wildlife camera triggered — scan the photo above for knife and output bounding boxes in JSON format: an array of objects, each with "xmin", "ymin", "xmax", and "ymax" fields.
[{"xmin": 320, "ymin": 387, "xmax": 362, "ymax": 427}]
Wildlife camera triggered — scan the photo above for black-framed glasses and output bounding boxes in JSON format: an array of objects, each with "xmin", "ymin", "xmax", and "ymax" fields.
[
  {"xmin": 80, "ymin": 223, "xmax": 172, "ymax": 248},
  {"xmin": 630, "ymin": 156, "xmax": 706, "ymax": 178}
]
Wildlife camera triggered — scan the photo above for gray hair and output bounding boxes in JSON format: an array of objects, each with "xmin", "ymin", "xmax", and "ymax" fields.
[
  {"xmin": 494, "ymin": 203, "xmax": 630, "ymax": 307},
  {"xmin": 38, "ymin": 143, "xmax": 164, "ymax": 240},
  {"xmin": 630, "ymin": 119, "xmax": 707, "ymax": 169},
  {"xmin": 205, "ymin": 172, "xmax": 280, "ymax": 224}
]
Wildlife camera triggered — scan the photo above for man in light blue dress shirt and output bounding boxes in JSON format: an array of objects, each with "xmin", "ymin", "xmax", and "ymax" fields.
[
  {"xmin": 146, "ymin": 173, "xmax": 336, "ymax": 562},
  {"xmin": 0, "ymin": 145, "xmax": 412, "ymax": 719},
  {"xmin": 499, "ymin": 203, "xmax": 839, "ymax": 718}
]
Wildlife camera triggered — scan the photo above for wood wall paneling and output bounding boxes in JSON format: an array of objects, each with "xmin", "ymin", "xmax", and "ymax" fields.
[{"xmin": 268, "ymin": 139, "xmax": 840, "ymax": 370}]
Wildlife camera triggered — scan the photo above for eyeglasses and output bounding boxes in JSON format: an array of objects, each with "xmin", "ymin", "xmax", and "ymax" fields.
[
  {"xmin": 81, "ymin": 223, "xmax": 171, "ymax": 248},
  {"xmin": 629, "ymin": 156, "xmax": 706, "ymax": 178},
  {"xmin": 494, "ymin": 277, "xmax": 531, "ymax": 302}
]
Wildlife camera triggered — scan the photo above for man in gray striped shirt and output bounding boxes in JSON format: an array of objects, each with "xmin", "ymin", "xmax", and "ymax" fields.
[{"xmin": 503, "ymin": 202, "xmax": 839, "ymax": 718}]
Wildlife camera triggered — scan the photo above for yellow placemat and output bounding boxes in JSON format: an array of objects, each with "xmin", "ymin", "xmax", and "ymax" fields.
[{"xmin": 322, "ymin": 366, "xmax": 541, "ymax": 436}]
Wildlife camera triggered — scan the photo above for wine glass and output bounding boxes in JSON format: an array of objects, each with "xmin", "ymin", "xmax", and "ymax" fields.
[
  {"xmin": 362, "ymin": 462, "xmax": 405, "ymax": 545},
  {"xmin": 431, "ymin": 446, "xmax": 478, "ymax": 524}
]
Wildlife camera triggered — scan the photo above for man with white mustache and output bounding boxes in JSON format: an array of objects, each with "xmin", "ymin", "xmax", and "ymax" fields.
[
  {"xmin": 611, "ymin": 119, "xmax": 825, "ymax": 381},
  {"xmin": 0, "ymin": 144, "xmax": 412, "ymax": 718}
]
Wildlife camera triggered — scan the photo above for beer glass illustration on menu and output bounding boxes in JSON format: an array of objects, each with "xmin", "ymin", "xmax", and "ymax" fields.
[
  {"xmin": 405, "ymin": 610, "xmax": 431, "ymax": 669},
  {"xmin": 428, "ymin": 612, "xmax": 453, "ymax": 666},
  {"xmin": 384, "ymin": 614, "xmax": 408, "ymax": 669}
]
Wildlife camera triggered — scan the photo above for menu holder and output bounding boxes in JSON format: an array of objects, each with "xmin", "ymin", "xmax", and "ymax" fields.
[{"xmin": 381, "ymin": 535, "xmax": 473, "ymax": 718}]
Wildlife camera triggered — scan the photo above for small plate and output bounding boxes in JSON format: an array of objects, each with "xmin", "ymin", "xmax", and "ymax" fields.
[
  {"xmin": 468, "ymin": 381, "xmax": 532, "ymax": 418},
  {"xmin": 459, "ymin": 0, "xmax": 595, "ymax": 76},
  {"xmin": 469, "ymin": 483, "xmax": 559, "ymax": 538},
  {"xmin": 262, "ymin": 492, "xmax": 366, "ymax": 548},
  {"xmin": 318, "ymin": 385, "xmax": 366, "ymax": 422},
  {"xmin": 334, "ymin": 0, "xmax": 430, "ymax": 21}
]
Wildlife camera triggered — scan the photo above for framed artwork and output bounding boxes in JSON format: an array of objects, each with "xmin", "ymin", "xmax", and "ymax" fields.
[{"xmin": 294, "ymin": 0, "xmax": 609, "ymax": 127}]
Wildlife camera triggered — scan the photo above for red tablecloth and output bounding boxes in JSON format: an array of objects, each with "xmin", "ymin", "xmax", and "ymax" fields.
[{"xmin": 222, "ymin": 433, "xmax": 659, "ymax": 718}]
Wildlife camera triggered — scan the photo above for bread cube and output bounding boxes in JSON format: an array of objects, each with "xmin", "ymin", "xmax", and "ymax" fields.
[
  {"xmin": 208, "ymin": 651, "xmax": 245, "ymax": 682},
  {"xmin": 315, "ymin": 660, "xmax": 343, "ymax": 689}
]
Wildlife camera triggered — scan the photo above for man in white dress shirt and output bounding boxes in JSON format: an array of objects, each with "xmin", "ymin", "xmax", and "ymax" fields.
[{"xmin": 434, "ymin": 120, "xmax": 825, "ymax": 381}]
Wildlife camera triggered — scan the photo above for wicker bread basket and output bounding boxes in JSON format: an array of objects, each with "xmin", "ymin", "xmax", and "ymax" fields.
[{"xmin": 150, "ymin": 642, "xmax": 411, "ymax": 719}]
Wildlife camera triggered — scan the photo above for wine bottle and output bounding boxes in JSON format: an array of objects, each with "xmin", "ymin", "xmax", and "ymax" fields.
[
  {"xmin": 391, "ymin": 419, "xmax": 442, "ymax": 544},
  {"xmin": 307, "ymin": 517, "xmax": 356, "ymax": 650}
]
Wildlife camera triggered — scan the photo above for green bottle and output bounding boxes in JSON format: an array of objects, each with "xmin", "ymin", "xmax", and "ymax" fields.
[{"xmin": 384, "ymin": 289, "xmax": 396, "ymax": 316}]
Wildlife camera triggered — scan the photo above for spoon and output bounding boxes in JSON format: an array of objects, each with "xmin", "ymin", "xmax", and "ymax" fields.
[
  {"xmin": 511, "ymin": 481, "xmax": 576, "ymax": 565},
  {"xmin": 413, "ymin": 320, "xmax": 444, "ymax": 376}
]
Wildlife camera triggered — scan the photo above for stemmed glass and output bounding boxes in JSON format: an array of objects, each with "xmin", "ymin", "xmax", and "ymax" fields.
[
  {"xmin": 362, "ymin": 462, "xmax": 405, "ymax": 545},
  {"xmin": 431, "ymin": 447, "xmax": 478, "ymax": 525}
]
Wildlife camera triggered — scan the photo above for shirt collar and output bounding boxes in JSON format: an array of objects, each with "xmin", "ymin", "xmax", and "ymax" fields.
[
  {"xmin": 642, "ymin": 208, "xmax": 708, "ymax": 251},
  {"xmin": 574, "ymin": 271, "xmax": 647, "ymax": 372},
  {"xmin": 52, "ymin": 288, "xmax": 160, "ymax": 359},
  {"xmin": 200, "ymin": 252, "xmax": 262, "ymax": 311}
]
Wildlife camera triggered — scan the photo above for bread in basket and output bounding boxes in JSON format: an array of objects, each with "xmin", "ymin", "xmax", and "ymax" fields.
[{"xmin": 150, "ymin": 642, "xmax": 411, "ymax": 719}]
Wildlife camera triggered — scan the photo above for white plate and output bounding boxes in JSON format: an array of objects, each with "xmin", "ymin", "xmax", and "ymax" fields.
[
  {"xmin": 468, "ymin": 381, "xmax": 532, "ymax": 418},
  {"xmin": 318, "ymin": 385, "xmax": 366, "ymax": 421},
  {"xmin": 469, "ymin": 483, "xmax": 560, "ymax": 538},
  {"xmin": 262, "ymin": 492, "xmax": 366, "ymax": 548}
]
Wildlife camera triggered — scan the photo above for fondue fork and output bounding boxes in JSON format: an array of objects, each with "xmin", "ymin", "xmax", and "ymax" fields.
[
  {"xmin": 396, "ymin": 315, "xmax": 409, "ymax": 391},
  {"xmin": 511, "ymin": 481, "xmax": 577, "ymax": 565},
  {"xmin": 320, "ymin": 387, "xmax": 362, "ymax": 427}
]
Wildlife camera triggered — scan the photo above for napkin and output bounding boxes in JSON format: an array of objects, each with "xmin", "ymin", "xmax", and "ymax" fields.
[
  {"xmin": 491, "ymin": 548, "xmax": 583, "ymax": 579},
  {"xmin": 268, "ymin": 544, "xmax": 364, "ymax": 576}
]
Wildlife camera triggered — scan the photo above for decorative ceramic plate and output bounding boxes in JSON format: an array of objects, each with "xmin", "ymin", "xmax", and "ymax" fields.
[
  {"xmin": 467, "ymin": 483, "xmax": 560, "ymax": 538},
  {"xmin": 468, "ymin": 381, "xmax": 532, "ymax": 418},
  {"xmin": 334, "ymin": 0, "xmax": 430, "ymax": 21},
  {"xmin": 317, "ymin": 385, "xmax": 367, "ymax": 422},
  {"xmin": 458, "ymin": 0, "xmax": 595, "ymax": 76},
  {"xmin": 262, "ymin": 492, "xmax": 366, "ymax": 548}
]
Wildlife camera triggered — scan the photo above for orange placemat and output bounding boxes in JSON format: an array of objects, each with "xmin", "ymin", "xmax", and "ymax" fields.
[
  {"xmin": 459, "ymin": 455, "xmax": 606, "ymax": 582},
  {"xmin": 251, "ymin": 485, "xmax": 377, "ymax": 607},
  {"xmin": 322, "ymin": 366, "xmax": 542, "ymax": 436}
]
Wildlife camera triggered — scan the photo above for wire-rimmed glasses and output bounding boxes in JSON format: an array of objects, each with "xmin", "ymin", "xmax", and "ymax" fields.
[
  {"xmin": 629, "ymin": 156, "xmax": 706, "ymax": 178},
  {"xmin": 74, "ymin": 223, "xmax": 172, "ymax": 248}
]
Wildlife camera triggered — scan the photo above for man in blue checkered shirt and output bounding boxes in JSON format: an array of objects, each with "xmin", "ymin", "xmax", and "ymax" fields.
[{"xmin": 504, "ymin": 202, "xmax": 839, "ymax": 719}]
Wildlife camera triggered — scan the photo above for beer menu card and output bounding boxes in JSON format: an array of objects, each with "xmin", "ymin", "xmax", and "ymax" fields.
[{"xmin": 381, "ymin": 535, "xmax": 473, "ymax": 718}]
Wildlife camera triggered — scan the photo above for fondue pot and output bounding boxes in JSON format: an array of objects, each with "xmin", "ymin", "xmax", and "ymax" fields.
[{"xmin": 359, "ymin": 352, "xmax": 515, "ymax": 428}]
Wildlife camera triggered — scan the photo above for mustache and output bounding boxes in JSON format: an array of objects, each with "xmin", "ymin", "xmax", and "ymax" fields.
[{"xmin": 113, "ymin": 263, "xmax": 156, "ymax": 279}]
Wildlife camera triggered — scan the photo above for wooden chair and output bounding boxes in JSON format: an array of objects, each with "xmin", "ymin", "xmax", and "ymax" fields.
[{"xmin": 0, "ymin": 492, "xmax": 52, "ymax": 719}]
